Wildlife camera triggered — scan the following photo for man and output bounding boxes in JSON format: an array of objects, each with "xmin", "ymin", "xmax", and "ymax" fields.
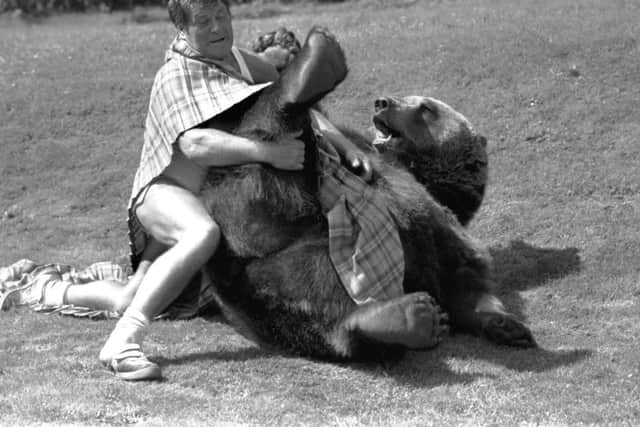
[{"xmin": 100, "ymin": 0, "xmax": 376, "ymax": 381}]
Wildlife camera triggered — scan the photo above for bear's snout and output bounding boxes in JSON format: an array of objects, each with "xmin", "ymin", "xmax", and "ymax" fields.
[{"xmin": 374, "ymin": 97, "xmax": 390, "ymax": 113}]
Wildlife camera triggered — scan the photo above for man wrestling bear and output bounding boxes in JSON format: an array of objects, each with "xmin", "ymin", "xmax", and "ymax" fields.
[{"xmin": 8, "ymin": 0, "xmax": 534, "ymax": 380}]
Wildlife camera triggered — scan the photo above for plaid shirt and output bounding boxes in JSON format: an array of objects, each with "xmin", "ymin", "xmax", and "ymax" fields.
[{"xmin": 128, "ymin": 36, "xmax": 405, "ymax": 306}]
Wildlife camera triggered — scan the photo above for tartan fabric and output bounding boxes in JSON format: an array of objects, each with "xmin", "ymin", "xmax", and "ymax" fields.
[
  {"xmin": 129, "ymin": 35, "xmax": 272, "ymax": 206},
  {"xmin": 127, "ymin": 35, "xmax": 271, "ymax": 268},
  {"xmin": 0, "ymin": 262, "xmax": 125, "ymax": 319},
  {"xmin": 317, "ymin": 145, "xmax": 405, "ymax": 304},
  {"xmin": 126, "ymin": 34, "xmax": 405, "ymax": 307},
  {"xmin": 0, "ymin": 260, "xmax": 213, "ymax": 320},
  {"xmin": 64, "ymin": 261, "xmax": 129, "ymax": 283}
]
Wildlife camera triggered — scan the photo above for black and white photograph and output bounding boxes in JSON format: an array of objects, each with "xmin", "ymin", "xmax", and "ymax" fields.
[{"xmin": 1, "ymin": 0, "xmax": 638, "ymax": 424}]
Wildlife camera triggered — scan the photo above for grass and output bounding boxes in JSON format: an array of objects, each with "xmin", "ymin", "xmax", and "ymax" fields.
[{"xmin": 1, "ymin": 0, "xmax": 640, "ymax": 424}]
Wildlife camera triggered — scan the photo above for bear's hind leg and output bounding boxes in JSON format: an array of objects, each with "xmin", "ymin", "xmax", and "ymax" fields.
[
  {"xmin": 446, "ymin": 267, "xmax": 536, "ymax": 348},
  {"xmin": 341, "ymin": 292, "xmax": 449, "ymax": 350}
]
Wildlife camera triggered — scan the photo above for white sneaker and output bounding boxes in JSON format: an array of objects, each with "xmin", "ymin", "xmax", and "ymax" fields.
[{"xmin": 0, "ymin": 259, "xmax": 38, "ymax": 283}]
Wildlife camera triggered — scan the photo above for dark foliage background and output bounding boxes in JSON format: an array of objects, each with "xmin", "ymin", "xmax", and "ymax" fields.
[{"xmin": 0, "ymin": 0, "xmax": 344, "ymax": 15}]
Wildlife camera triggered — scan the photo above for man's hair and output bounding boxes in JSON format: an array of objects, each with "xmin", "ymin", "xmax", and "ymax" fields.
[{"xmin": 168, "ymin": 0, "xmax": 230, "ymax": 30}]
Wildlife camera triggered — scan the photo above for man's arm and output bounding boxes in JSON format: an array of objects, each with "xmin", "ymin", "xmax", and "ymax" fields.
[
  {"xmin": 177, "ymin": 127, "xmax": 305, "ymax": 171},
  {"xmin": 309, "ymin": 109, "xmax": 373, "ymax": 182}
]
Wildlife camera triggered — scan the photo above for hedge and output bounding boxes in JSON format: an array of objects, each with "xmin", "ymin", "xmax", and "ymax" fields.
[{"xmin": 1, "ymin": 0, "xmax": 344, "ymax": 14}]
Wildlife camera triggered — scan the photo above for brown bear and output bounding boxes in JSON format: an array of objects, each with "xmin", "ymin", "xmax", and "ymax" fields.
[
  {"xmin": 199, "ymin": 26, "xmax": 535, "ymax": 361},
  {"xmin": 248, "ymin": 28, "xmax": 487, "ymax": 226},
  {"xmin": 370, "ymin": 95, "xmax": 488, "ymax": 226}
]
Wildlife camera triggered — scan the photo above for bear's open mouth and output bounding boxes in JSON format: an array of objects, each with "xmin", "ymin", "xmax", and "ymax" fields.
[{"xmin": 373, "ymin": 116, "xmax": 401, "ymax": 144}]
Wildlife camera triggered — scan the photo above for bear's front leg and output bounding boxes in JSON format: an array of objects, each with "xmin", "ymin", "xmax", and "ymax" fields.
[{"xmin": 278, "ymin": 26, "xmax": 348, "ymax": 106}]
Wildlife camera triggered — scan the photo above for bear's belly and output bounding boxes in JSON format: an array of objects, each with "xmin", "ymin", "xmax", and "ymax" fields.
[{"xmin": 202, "ymin": 163, "xmax": 322, "ymax": 258}]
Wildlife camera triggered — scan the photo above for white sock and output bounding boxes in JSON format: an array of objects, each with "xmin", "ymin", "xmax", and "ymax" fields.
[
  {"xmin": 42, "ymin": 280, "xmax": 71, "ymax": 307},
  {"xmin": 116, "ymin": 307, "xmax": 150, "ymax": 342},
  {"xmin": 99, "ymin": 307, "xmax": 150, "ymax": 363}
]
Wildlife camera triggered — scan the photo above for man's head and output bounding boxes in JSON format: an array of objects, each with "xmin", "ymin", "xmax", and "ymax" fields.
[{"xmin": 168, "ymin": 0, "xmax": 233, "ymax": 60}]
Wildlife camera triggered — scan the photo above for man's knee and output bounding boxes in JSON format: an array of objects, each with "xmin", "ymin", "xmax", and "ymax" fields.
[
  {"xmin": 194, "ymin": 219, "xmax": 220, "ymax": 251},
  {"xmin": 135, "ymin": 183, "xmax": 220, "ymax": 248}
]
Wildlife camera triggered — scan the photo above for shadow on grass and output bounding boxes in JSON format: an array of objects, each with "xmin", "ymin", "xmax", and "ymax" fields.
[
  {"xmin": 156, "ymin": 239, "xmax": 584, "ymax": 385},
  {"xmin": 372, "ymin": 240, "xmax": 587, "ymax": 387},
  {"xmin": 154, "ymin": 346, "xmax": 269, "ymax": 367},
  {"xmin": 490, "ymin": 239, "xmax": 581, "ymax": 318},
  {"xmin": 154, "ymin": 338, "xmax": 591, "ymax": 389},
  {"xmin": 355, "ymin": 338, "xmax": 592, "ymax": 388}
]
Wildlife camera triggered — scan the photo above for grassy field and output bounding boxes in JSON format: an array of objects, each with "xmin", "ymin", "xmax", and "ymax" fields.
[{"xmin": 1, "ymin": 0, "xmax": 640, "ymax": 425}]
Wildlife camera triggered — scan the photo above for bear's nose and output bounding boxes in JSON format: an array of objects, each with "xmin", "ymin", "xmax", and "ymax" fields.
[{"xmin": 374, "ymin": 97, "xmax": 389, "ymax": 112}]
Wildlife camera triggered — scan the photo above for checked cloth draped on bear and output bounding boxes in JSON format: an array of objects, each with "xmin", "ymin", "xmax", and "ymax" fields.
[{"xmin": 129, "ymin": 37, "xmax": 404, "ymax": 306}]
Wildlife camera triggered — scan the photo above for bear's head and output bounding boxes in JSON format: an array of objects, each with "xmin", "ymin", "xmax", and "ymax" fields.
[
  {"xmin": 372, "ymin": 95, "xmax": 486, "ymax": 155},
  {"xmin": 371, "ymin": 96, "xmax": 489, "ymax": 226}
]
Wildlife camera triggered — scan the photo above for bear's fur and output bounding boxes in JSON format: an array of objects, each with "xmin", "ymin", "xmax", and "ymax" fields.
[
  {"xmin": 371, "ymin": 95, "xmax": 488, "ymax": 226},
  {"xmin": 200, "ymin": 27, "xmax": 535, "ymax": 361}
]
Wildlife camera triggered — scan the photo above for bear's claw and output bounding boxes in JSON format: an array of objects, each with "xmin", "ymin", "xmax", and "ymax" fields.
[{"xmin": 480, "ymin": 312, "xmax": 537, "ymax": 348}]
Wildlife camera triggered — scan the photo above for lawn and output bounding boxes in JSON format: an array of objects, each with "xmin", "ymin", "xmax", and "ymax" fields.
[{"xmin": 1, "ymin": 0, "xmax": 640, "ymax": 425}]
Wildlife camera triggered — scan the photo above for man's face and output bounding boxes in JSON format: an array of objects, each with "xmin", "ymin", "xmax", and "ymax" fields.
[{"xmin": 185, "ymin": 2, "xmax": 233, "ymax": 60}]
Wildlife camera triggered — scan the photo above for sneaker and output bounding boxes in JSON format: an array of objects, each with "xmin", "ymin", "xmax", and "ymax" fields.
[
  {"xmin": 108, "ymin": 343, "xmax": 162, "ymax": 381},
  {"xmin": 18, "ymin": 267, "xmax": 65, "ymax": 306},
  {"xmin": 0, "ymin": 289, "xmax": 19, "ymax": 311},
  {"xmin": 0, "ymin": 264, "xmax": 72, "ymax": 311},
  {"xmin": 0, "ymin": 259, "xmax": 38, "ymax": 283}
]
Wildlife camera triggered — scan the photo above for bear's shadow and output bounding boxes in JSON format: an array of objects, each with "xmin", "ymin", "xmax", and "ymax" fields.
[
  {"xmin": 159, "ymin": 239, "xmax": 587, "ymax": 388},
  {"xmin": 381, "ymin": 238, "xmax": 587, "ymax": 387},
  {"xmin": 489, "ymin": 238, "xmax": 581, "ymax": 319},
  {"xmin": 379, "ymin": 341, "xmax": 591, "ymax": 388}
]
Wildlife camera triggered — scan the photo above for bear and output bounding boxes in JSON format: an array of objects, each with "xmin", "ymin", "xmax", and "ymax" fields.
[
  {"xmin": 250, "ymin": 27, "xmax": 302, "ymax": 72},
  {"xmin": 247, "ymin": 28, "xmax": 488, "ymax": 225},
  {"xmin": 370, "ymin": 95, "xmax": 488, "ymax": 226},
  {"xmin": 199, "ymin": 26, "xmax": 535, "ymax": 362}
]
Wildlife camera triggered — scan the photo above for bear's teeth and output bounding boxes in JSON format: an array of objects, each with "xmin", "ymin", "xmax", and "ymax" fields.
[{"xmin": 373, "ymin": 129, "xmax": 392, "ymax": 145}]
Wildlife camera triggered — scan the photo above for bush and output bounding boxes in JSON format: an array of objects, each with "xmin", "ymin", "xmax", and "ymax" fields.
[
  {"xmin": 0, "ymin": 0, "xmax": 344, "ymax": 14},
  {"xmin": 1, "ymin": 0, "xmax": 159, "ymax": 14}
]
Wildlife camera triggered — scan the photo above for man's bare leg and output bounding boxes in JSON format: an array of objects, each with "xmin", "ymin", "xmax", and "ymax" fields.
[
  {"xmin": 62, "ymin": 240, "xmax": 165, "ymax": 313},
  {"xmin": 64, "ymin": 280, "xmax": 127, "ymax": 312},
  {"xmin": 99, "ymin": 182, "xmax": 220, "ymax": 378}
]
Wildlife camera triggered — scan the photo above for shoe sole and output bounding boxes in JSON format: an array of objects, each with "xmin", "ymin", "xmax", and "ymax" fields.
[{"xmin": 113, "ymin": 364, "xmax": 162, "ymax": 381}]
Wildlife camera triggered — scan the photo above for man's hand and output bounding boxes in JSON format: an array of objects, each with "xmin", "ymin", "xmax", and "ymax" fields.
[{"xmin": 262, "ymin": 131, "xmax": 306, "ymax": 170}]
